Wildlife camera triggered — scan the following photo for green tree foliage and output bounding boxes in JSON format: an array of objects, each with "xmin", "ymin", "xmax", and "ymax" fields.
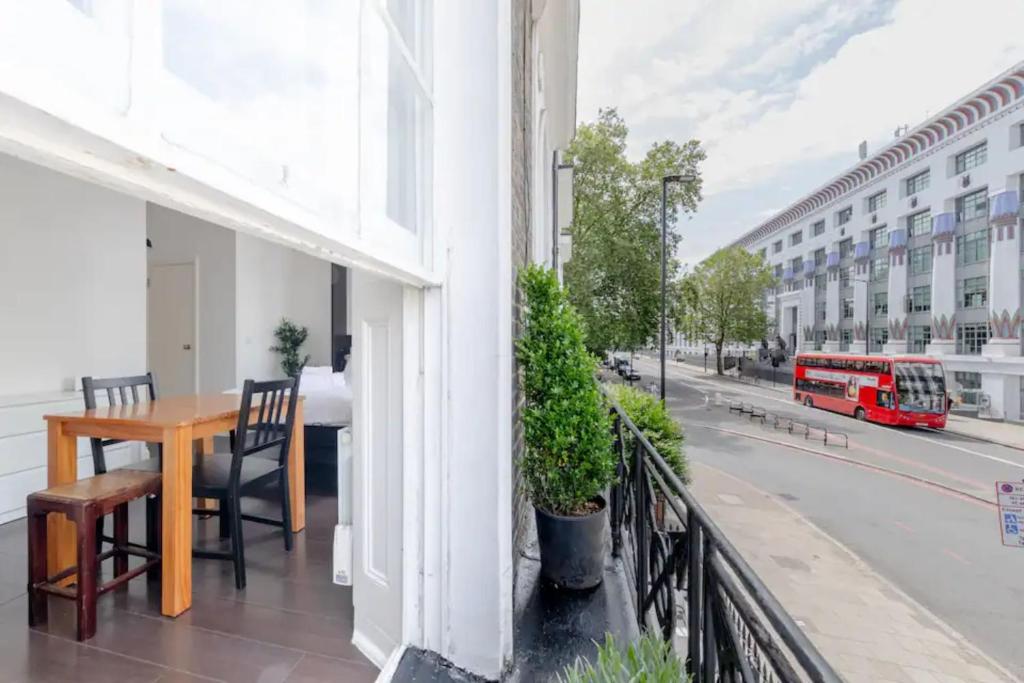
[
  {"xmin": 516, "ymin": 264, "xmax": 614, "ymax": 516},
  {"xmin": 678, "ymin": 247, "xmax": 774, "ymax": 375},
  {"xmin": 270, "ymin": 318, "xmax": 311, "ymax": 378},
  {"xmin": 564, "ymin": 108, "xmax": 705, "ymax": 357},
  {"xmin": 560, "ymin": 634, "xmax": 685, "ymax": 683},
  {"xmin": 607, "ymin": 384, "xmax": 687, "ymax": 483}
]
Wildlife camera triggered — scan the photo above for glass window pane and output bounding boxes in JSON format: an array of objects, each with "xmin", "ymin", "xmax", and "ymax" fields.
[{"xmin": 387, "ymin": 43, "xmax": 430, "ymax": 232}]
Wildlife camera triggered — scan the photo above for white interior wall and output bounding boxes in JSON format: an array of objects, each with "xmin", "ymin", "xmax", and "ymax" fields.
[
  {"xmin": 146, "ymin": 204, "xmax": 237, "ymax": 394},
  {"xmin": 0, "ymin": 153, "xmax": 147, "ymax": 522},
  {"xmin": 235, "ymin": 232, "xmax": 331, "ymax": 382}
]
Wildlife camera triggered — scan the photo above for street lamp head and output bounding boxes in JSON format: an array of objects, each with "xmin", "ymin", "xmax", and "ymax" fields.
[{"xmin": 664, "ymin": 173, "xmax": 697, "ymax": 184}]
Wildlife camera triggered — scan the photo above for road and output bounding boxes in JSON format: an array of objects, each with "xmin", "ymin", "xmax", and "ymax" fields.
[{"xmin": 630, "ymin": 356, "xmax": 1024, "ymax": 678}]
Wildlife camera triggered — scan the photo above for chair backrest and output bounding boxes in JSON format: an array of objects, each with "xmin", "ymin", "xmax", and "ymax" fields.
[
  {"xmin": 229, "ymin": 376, "xmax": 301, "ymax": 485},
  {"xmin": 81, "ymin": 374, "xmax": 158, "ymax": 475}
]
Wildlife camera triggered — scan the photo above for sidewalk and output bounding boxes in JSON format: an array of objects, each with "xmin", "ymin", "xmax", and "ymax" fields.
[{"xmin": 690, "ymin": 462, "xmax": 1017, "ymax": 683}]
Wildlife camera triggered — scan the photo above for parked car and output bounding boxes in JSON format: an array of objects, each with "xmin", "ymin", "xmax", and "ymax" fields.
[{"xmin": 624, "ymin": 367, "xmax": 641, "ymax": 381}]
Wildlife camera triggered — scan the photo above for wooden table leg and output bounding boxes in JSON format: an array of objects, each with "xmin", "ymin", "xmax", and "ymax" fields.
[
  {"xmin": 288, "ymin": 400, "xmax": 305, "ymax": 532},
  {"xmin": 46, "ymin": 420, "xmax": 78, "ymax": 581},
  {"xmin": 194, "ymin": 436, "xmax": 216, "ymax": 513},
  {"xmin": 161, "ymin": 425, "xmax": 193, "ymax": 617}
]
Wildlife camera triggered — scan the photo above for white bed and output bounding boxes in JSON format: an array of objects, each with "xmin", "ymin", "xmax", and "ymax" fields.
[{"xmin": 299, "ymin": 366, "xmax": 352, "ymax": 426}]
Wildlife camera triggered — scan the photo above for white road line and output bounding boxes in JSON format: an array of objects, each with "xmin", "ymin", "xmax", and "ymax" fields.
[{"xmin": 642, "ymin": 358, "xmax": 1024, "ymax": 471}]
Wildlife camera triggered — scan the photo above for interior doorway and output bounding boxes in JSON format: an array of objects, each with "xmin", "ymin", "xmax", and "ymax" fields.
[{"xmin": 147, "ymin": 262, "xmax": 197, "ymax": 396}]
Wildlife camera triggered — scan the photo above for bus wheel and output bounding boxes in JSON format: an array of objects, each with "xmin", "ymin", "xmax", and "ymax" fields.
[
  {"xmin": 803, "ymin": 396, "xmax": 813, "ymax": 408},
  {"xmin": 854, "ymin": 407, "xmax": 866, "ymax": 421}
]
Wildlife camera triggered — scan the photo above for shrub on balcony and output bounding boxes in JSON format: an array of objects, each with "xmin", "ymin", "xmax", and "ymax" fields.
[
  {"xmin": 517, "ymin": 264, "xmax": 614, "ymax": 516},
  {"xmin": 560, "ymin": 633, "xmax": 684, "ymax": 682},
  {"xmin": 607, "ymin": 384, "xmax": 688, "ymax": 483}
]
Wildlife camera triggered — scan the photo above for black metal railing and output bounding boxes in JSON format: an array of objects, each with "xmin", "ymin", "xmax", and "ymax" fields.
[{"xmin": 606, "ymin": 396, "xmax": 841, "ymax": 683}]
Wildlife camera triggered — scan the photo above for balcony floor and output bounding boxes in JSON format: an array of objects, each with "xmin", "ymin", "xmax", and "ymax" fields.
[{"xmin": 0, "ymin": 466, "xmax": 376, "ymax": 683}]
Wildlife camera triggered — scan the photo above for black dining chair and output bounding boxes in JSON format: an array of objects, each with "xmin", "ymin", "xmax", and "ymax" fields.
[
  {"xmin": 80, "ymin": 374, "xmax": 162, "ymax": 562},
  {"xmin": 191, "ymin": 377, "xmax": 300, "ymax": 590}
]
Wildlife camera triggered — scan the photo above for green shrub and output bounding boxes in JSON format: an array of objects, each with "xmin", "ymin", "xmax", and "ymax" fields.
[
  {"xmin": 560, "ymin": 633, "xmax": 685, "ymax": 683},
  {"xmin": 607, "ymin": 384, "xmax": 688, "ymax": 483},
  {"xmin": 516, "ymin": 264, "xmax": 615, "ymax": 515}
]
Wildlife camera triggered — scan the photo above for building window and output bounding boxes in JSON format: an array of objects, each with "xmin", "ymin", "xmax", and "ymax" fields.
[
  {"xmin": 867, "ymin": 191, "xmax": 887, "ymax": 212},
  {"xmin": 773, "ymin": 240, "xmax": 783, "ymax": 253},
  {"xmin": 956, "ymin": 229, "xmax": 990, "ymax": 265},
  {"xmin": 957, "ymin": 276, "xmax": 988, "ymax": 308},
  {"xmin": 758, "ymin": 248, "xmax": 767, "ymax": 261},
  {"xmin": 814, "ymin": 248, "xmax": 826, "ymax": 267},
  {"xmin": 839, "ymin": 238, "xmax": 854, "ymax": 259},
  {"xmin": 955, "ymin": 142, "xmax": 987, "ymax": 174},
  {"xmin": 791, "ymin": 256, "xmax": 803, "ymax": 273},
  {"xmin": 774, "ymin": 263, "xmax": 783, "ymax": 278},
  {"xmin": 870, "ymin": 327, "xmax": 888, "ymax": 353},
  {"xmin": 812, "ymin": 220, "xmax": 825, "ymax": 236},
  {"xmin": 910, "ymin": 325, "xmax": 931, "ymax": 352},
  {"xmin": 871, "ymin": 256, "xmax": 888, "ymax": 282},
  {"xmin": 840, "ymin": 267, "xmax": 851, "ymax": 289},
  {"xmin": 815, "ymin": 301, "xmax": 826, "ymax": 321},
  {"xmin": 790, "ymin": 230, "xmax": 803, "ymax": 247},
  {"xmin": 873, "ymin": 292, "xmax": 888, "ymax": 316},
  {"xmin": 869, "ymin": 226, "xmax": 888, "ymax": 249},
  {"xmin": 841, "ymin": 328, "xmax": 852, "ymax": 350},
  {"xmin": 815, "ymin": 273, "xmax": 826, "ymax": 292},
  {"xmin": 909, "ymin": 245, "xmax": 932, "ymax": 275},
  {"xmin": 905, "ymin": 170, "xmax": 929, "ymax": 196},
  {"xmin": 911, "ymin": 285, "xmax": 931, "ymax": 313},
  {"xmin": 954, "ymin": 371, "xmax": 982, "ymax": 404},
  {"xmin": 837, "ymin": 207, "xmax": 853, "ymax": 226},
  {"xmin": 956, "ymin": 323, "xmax": 989, "ymax": 355},
  {"xmin": 956, "ymin": 188, "xmax": 988, "ymax": 222},
  {"xmin": 842, "ymin": 298, "xmax": 855, "ymax": 319},
  {"xmin": 908, "ymin": 210, "xmax": 931, "ymax": 237}
]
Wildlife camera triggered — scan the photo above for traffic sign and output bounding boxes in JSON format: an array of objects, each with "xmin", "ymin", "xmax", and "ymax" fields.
[{"xmin": 996, "ymin": 481, "xmax": 1024, "ymax": 548}]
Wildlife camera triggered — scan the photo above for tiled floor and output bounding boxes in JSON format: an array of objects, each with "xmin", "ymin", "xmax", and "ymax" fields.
[{"xmin": 0, "ymin": 465, "xmax": 376, "ymax": 683}]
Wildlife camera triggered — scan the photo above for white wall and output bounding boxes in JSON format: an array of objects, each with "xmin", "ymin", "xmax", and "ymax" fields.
[
  {"xmin": 147, "ymin": 204, "xmax": 237, "ymax": 394},
  {"xmin": 0, "ymin": 153, "xmax": 146, "ymax": 522},
  {"xmin": 235, "ymin": 232, "xmax": 331, "ymax": 382},
  {"xmin": 0, "ymin": 154, "xmax": 147, "ymax": 395}
]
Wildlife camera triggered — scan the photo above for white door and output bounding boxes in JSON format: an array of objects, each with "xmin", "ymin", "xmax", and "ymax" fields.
[
  {"xmin": 148, "ymin": 263, "xmax": 197, "ymax": 397},
  {"xmin": 350, "ymin": 270, "xmax": 404, "ymax": 667}
]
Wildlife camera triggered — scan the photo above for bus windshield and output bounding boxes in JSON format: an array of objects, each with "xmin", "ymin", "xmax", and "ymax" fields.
[{"xmin": 894, "ymin": 362, "xmax": 946, "ymax": 413}]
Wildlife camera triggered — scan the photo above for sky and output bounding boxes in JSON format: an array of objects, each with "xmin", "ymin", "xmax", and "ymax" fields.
[{"xmin": 577, "ymin": 0, "xmax": 1024, "ymax": 269}]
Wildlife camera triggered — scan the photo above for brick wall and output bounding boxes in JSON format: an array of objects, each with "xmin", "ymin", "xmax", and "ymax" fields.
[{"xmin": 510, "ymin": 0, "xmax": 533, "ymax": 594}]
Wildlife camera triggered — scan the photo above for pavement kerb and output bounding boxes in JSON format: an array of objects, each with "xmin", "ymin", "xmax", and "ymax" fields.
[{"xmin": 696, "ymin": 461, "xmax": 1023, "ymax": 683}]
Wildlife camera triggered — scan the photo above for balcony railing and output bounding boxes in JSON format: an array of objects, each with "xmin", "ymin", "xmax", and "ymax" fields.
[{"xmin": 606, "ymin": 394, "xmax": 841, "ymax": 682}]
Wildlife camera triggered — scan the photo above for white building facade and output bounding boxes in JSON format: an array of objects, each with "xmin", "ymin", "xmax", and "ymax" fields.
[
  {"xmin": 735, "ymin": 63, "xmax": 1024, "ymax": 420},
  {"xmin": 0, "ymin": 0, "xmax": 578, "ymax": 679}
]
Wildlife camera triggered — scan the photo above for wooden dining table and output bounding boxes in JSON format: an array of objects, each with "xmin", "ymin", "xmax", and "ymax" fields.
[{"xmin": 43, "ymin": 393, "xmax": 305, "ymax": 617}]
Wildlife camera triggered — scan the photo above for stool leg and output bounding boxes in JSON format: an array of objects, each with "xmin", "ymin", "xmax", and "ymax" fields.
[
  {"xmin": 75, "ymin": 511, "xmax": 97, "ymax": 641},
  {"xmin": 113, "ymin": 503, "xmax": 129, "ymax": 578},
  {"xmin": 146, "ymin": 495, "xmax": 161, "ymax": 581},
  {"xmin": 27, "ymin": 509, "xmax": 48, "ymax": 628}
]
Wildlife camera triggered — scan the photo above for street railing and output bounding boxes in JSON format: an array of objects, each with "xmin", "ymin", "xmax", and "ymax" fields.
[{"xmin": 606, "ymin": 393, "xmax": 842, "ymax": 682}]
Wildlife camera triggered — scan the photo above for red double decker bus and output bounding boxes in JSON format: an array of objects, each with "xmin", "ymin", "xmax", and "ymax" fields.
[{"xmin": 793, "ymin": 353, "xmax": 947, "ymax": 428}]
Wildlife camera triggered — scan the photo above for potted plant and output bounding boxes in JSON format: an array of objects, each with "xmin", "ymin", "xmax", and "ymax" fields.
[
  {"xmin": 517, "ymin": 265, "xmax": 614, "ymax": 590},
  {"xmin": 560, "ymin": 633, "xmax": 684, "ymax": 682},
  {"xmin": 270, "ymin": 318, "xmax": 311, "ymax": 378}
]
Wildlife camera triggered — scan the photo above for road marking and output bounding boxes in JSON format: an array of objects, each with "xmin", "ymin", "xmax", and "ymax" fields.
[
  {"xmin": 892, "ymin": 520, "xmax": 915, "ymax": 533},
  {"xmin": 941, "ymin": 548, "xmax": 971, "ymax": 566},
  {"xmin": 687, "ymin": 421, "xmax": 996, "ymax": 510}
]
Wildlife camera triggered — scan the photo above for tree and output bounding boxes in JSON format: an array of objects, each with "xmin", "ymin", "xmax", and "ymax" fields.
[
  {"xmin": 679, "ymin": 247, "xmax": 773, "ymax": 374},
  {"xmin": 563, "ymin": 109, "xmax": 705, "ymax": 357}
]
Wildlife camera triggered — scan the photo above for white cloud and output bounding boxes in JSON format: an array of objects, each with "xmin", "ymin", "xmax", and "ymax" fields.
[{"xmin": 579, "ymin": 0, "xmax": 1024, "ymax": 203}]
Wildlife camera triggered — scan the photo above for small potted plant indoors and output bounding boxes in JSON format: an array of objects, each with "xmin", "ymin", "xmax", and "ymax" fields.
[
  {"xmin": 517, "ymin": 264, "xmax": 614, "ymax": 590},
  {"xmin": 270, "ymin": 318, "xmax": 311, "ymax": 378}
]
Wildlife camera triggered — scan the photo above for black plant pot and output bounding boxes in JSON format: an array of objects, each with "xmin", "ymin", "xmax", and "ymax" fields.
[{"xmin": 534, "ymin": 496, "xmax": 607, "ymax": 590}]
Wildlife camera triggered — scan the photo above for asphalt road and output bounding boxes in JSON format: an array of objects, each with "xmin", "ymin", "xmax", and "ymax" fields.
[{"xmin": 629, "ymin": 356, "xmax": 1024, "ymax": 679}]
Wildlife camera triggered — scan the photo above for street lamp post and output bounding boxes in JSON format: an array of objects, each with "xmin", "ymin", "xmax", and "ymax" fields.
[{"xmin": 660, "ymin": 173, "xmax": 696, "ymax": 402}]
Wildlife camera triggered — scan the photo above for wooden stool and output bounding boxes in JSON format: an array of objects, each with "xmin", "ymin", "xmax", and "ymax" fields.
[{"xmin": 27, "ymin": 470, "xmax": 162, "ymax": 641}]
